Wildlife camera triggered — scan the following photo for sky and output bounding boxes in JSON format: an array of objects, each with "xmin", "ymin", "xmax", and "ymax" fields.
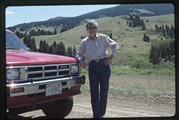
[{"xmin": 6, "ymin": 5, "xmax": 118, "ymax": 27}]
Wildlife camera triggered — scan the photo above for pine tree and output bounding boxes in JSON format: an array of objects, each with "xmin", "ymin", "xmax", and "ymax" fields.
[
  {"xmin": 53, "ymin": 28, "xmax": 57, "ymax": 35},
  {"xmin": 39, "ymin": 40, "xmax": 43, "ymax": 52},
  {"xmin": 39, "ymin": 40, "xmax": 48, "ymax": 53},
  {"xmin": 143, "ymin": 34, "xmax": 150, "ymax": 42},
  {"xmin": 23, "ymin": 36, "xmax": 31, "ymax": 48},
  {"xmin": 37, "ymin": 29, "xmax": 41, "ymax": 36},
  {"xmin": 46, "ymin": 43, "xmax": 50, "ymax": 53},
  {"xmin": 53, "ymin": 41, "xmax": 57, "ymax": 54},
  {"xmin": 170, "ymin": 25, "xmax": 175, "ymax": 39},
  {"xmin": 30, "ymin": 37, "xmax": 37, "ymax": 51},
  {"xmin": 60, "ymin": 42, "xmax": 66, "ymax": 55},
  {"xmin": 49, "ymin": 44, "xmax": 55, "ymax": 54},
  {"xmin": 66, "ymin": 46, "xmax": 72, "ymax": 57},
  {"xmin": 155, "ymin": 24, "xmax": 158, "ymax": 31},
  {"xmin": 72, "ymin": 46, "xmax": 76, "ymax": 57}
]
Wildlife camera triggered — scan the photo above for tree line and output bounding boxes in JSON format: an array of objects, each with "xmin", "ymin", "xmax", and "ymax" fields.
[
  {"xmin": 141, "ymin": 23, "xmax": 175, "ymax": 64},
  {"xmin": 15, "ymin": 32, "xmax": 77, "ymax": 57},
  {"xmin": 29, "ymin": 28, "xmax": 57, "ymax": 36},
  {"xmin": 38, "ymin": 40, "xmax": 76, "ymax": 57},
  {"xmin": 15, "ymin": 28, "xmax": 57, "ymax": 38},
  {"xmin": 126, "ymin": 15, "xmax": 146, "ymax": 30},
  {"xmin": 155, "ymin": 24, "xmax": 175, "ymax": 39}
]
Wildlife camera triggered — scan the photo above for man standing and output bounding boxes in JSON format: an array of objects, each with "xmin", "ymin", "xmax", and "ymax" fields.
[{"xmin": 75, "ymin": 19, "xmax": 118, "ymax": 118}]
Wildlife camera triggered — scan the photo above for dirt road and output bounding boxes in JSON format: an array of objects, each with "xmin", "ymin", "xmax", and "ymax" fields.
[{"xmin": 7, "ymin": 92, "xmax": 175, "ymax": 119}]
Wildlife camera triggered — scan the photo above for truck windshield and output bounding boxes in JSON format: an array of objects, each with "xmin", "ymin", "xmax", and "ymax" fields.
[{"xmin": 6, "ymin": 31, "xmax": 30, "ymax": 50}]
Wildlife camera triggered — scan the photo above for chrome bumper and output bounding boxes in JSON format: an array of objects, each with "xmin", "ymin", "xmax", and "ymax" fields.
[{"xmin": 7, "ymin": 75, "xmax": 85, "ymax": 97}]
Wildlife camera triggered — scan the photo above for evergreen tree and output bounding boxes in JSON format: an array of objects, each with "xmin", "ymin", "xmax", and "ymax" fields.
[
  {"xmin": 149, "ymin": 40, "xmax": 175, "ymax": 64},
  {"xmin": 53, "ymin": 41, "xmax": 57, "ymax": 54},
  {"xmin": 37, "ymin": 29, "xmax": 41, "ymax": 36},
  {"xmin": 30, "ymin": 37, "xmax": 37, "ymax": 51},
  {"xmin": 170, "ymin": 25, "xmax": 175, "ymax": 39},
  {"xmin": 49, "ymin": 44, "xmax": 55, "ymax": 54},
  {"xmin": 143, "ymin": 34, "xmax": 150, "ymax": 42},
  {"xmin": 155, "ymin": 24, "xmax": 158, "ymax": 31},
  {"xmin": 15, "ymin": 31, "xmax": 24, "ymax": 38},
  {"xmin": 165, "ymin": 25, "xmax": 170, "ymax": 36},
  {"xmin": 66, "ymin": 46, "xmax": 72, "ymax": 57},
  {"xmin": 46, "ymin": 43, "xmax": 50, "ymax": 53},
  {"xmin": 42, "ymin": 40, "xmax": 47, "ymax": 53},
  {"xmin": 23, "ymin": 36, "xmax": 31, "ymax": 48},
  {"xmin": 53, "ymin": 28, "xmax": 57, "ymax": 34},
  {"xmin": 60, "ymin": 42, "xmax": 66, "ymax": 55},
  {"xmin": 39, "ymin": 40, "xmax": 48, "ymax": 53},
  {"xmin": 39, "ymin": 40, "xmax": 43, "ymax": 52},
  {"xmin": 72, "ymin": 46, "xmax": 76, "ymax": 57}
]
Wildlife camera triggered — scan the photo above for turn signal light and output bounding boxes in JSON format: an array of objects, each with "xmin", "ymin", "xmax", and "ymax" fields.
[{"xmin": 11, "ymin": 87, "xmax": 24, "ymax": 93}]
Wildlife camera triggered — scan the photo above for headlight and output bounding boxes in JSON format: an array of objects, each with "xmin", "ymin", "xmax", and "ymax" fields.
[
  {"xmin": 6, "ymin": 67, "xmax": 27, "ymax": 81},
  {"xmin": 70, "ymin": 64, "xmax": 79, "ymax": 74},
  {"xmin": 6, "ymin": 68, "xmax": 20, "ymax": 80}
]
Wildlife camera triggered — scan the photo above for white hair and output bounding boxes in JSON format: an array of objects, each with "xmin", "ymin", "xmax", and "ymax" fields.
[{"xmin": 86, "ymin": 19, "xmax": 99, "ymax": 29}]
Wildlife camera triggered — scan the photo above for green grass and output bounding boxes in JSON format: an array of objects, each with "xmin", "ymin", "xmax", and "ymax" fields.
[
  {"xmin": 25, "ymin": 14, "xmax": 175, "ymax": 96},
  {"xmin": 80, "ymin": 74, "xmax": 175, "ymax": 95},
  {"xmin": 77, "ymin": 14, "xmax": 175, "ymax": 96},
  {"xmin": 30, "ymin": 14, "xmax": 175, "ymax": 78}
]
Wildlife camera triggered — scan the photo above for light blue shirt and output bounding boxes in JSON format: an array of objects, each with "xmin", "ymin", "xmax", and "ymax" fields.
[{"xmin": 76, "ymin": 33, "xmax": 119, "ymax": 64}]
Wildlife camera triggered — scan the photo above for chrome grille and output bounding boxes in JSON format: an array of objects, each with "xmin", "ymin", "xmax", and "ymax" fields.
[{"xmin": 27, "ymin": 64, "xmax": 70, "ymax": 80}]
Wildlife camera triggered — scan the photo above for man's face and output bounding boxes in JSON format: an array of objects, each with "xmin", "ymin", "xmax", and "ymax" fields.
[{"xmin": 86, "ymin": 25, "xmax": 97, "ymax": 37}]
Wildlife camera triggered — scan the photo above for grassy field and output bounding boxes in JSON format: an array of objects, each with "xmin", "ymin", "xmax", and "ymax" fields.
[
  {"xmin": 31, "ymin": 14, "xmax": 175, "ymax": 96},
  {"xmin": 81, "ymin": 74, "xmax": 175, "ymax": 96}
]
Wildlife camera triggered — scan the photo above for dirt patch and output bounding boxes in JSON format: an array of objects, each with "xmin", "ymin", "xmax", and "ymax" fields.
[
  {"xmin": 7, "ymin": 92, "xmax": 175, "ymax": 119},
  {"xmin": 68, "ymin": 91, "xmax": 175, "ymax": 118}
]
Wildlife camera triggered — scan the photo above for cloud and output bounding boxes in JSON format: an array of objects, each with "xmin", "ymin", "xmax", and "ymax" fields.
[{"xmin": 6, "ymin": 11, "xmax": 14, "ymax": 15}]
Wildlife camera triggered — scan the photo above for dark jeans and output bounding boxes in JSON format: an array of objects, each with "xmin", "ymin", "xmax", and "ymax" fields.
[{"xmin": 88, "ymin": 58, "xmax": 111, "ymax": 118}]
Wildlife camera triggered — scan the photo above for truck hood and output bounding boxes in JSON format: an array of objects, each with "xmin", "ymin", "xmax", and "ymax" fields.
[{"xmin": 6, "ymin": 50, "xmax": 77, "ymax": 66}]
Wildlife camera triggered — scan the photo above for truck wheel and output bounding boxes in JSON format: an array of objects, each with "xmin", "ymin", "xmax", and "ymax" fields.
[{"xmin": 42, "ymin": 97, "xmax": 73, "ymax": 118}]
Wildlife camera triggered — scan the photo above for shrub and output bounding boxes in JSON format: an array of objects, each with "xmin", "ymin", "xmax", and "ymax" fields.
[{"xmin": 149, "ymin": 40, "xmax": 175, "ymax": 65}]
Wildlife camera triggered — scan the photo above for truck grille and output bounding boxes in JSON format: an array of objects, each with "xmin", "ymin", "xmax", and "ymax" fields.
[{"xmin": 27, "ymin": 64, "xmax": 70, "ymax": 80}]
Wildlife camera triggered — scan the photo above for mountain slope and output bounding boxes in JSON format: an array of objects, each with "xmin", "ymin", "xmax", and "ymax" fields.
[{"xmin": 8, "ymin": 4, "xmax": 174, "ymax": 32}]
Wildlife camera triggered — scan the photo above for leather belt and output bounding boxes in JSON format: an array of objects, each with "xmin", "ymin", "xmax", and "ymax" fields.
[{"xmin": 90, "ymin": 57, "xmax": 107, "ymax": 63}]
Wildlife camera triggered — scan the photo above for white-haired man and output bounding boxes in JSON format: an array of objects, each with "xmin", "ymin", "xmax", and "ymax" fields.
[{"xmin": 75, "ymin": 19, "xmax": 119, "ymax": 118}]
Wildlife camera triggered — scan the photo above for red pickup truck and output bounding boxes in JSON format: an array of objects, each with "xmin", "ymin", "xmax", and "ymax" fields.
[{"xmin": 6, "ymin": 29, "xmax": 85, "ymax": 118}]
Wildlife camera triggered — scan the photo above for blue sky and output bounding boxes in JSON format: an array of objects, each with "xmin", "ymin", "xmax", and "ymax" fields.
[{"xmin": 6, "ymin": 5, "xmax": 118, "ymax": 27}]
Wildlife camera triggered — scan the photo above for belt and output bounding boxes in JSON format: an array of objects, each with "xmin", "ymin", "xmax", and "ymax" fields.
[{"xmin": 90, "ymin": 57, "xmax": 107, "ymax": 63}]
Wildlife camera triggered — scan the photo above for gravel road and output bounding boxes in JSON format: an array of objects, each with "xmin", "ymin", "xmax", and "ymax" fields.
[{"xmin": 7, "ymin": 92, "xmax": 175, "ymax": 119}]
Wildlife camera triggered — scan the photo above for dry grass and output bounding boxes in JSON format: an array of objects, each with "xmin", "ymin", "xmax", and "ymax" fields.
[{"xmin": 81, "ymin": 74, "xmax": 175, "ymax": 95}]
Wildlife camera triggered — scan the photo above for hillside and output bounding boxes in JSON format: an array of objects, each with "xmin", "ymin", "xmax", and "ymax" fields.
[
  {"xmin": 10, "ymin": 12, "xmax": 174, "ymax": 76},
  {"xmin": 8, "ymin": 4, "xmax": 174, "ymax": 32},
  {"xmin": 33, "ymin": 14, "xmax": 174, "ymax": 63},
  {"xmin": 30, "ymin": 13, "xmax": 175, "ymax": 77}
]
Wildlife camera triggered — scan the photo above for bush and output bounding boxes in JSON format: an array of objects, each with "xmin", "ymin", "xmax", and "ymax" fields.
[{"xmin": 149, "ymin": 40, "xmax": 175, "ymax": 65}]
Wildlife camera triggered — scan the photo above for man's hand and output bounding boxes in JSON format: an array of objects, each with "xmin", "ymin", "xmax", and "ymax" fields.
[{"xmin": 104, "ymin": 55, "xmax": 113, "ymax": 65}]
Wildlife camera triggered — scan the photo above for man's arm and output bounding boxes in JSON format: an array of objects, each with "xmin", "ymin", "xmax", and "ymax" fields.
[
  {"xmin": 104, "ymin": 35, "xmax": 119, "ymax": 65},
  {"xmin": 75, "ymin": 40, "xmax": 86, "ymax": 68},
  {"xmin": 106, "ymin": 36, "xmax": 119, "ymax": 57}
]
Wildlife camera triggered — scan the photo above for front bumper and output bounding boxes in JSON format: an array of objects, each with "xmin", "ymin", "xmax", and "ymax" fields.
[{"xmin": 7, "ymin": 75, "xmax": 85, "ymax": 97}]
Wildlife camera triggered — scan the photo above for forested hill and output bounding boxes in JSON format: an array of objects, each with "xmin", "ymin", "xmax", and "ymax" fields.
[{"xmin": 8, "ymin": 4, "xmax": 174, "ymax": 32}]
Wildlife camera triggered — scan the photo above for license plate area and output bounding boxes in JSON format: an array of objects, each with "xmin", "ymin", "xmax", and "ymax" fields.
[{"xmin": 45, "ymin": 83, "xmax": 62, "ymax": 96}]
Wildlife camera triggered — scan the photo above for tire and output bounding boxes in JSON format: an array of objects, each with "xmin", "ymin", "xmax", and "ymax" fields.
[{"xmin": 42, "ymin": 97, "xmax": 73, "ymax": 119}]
